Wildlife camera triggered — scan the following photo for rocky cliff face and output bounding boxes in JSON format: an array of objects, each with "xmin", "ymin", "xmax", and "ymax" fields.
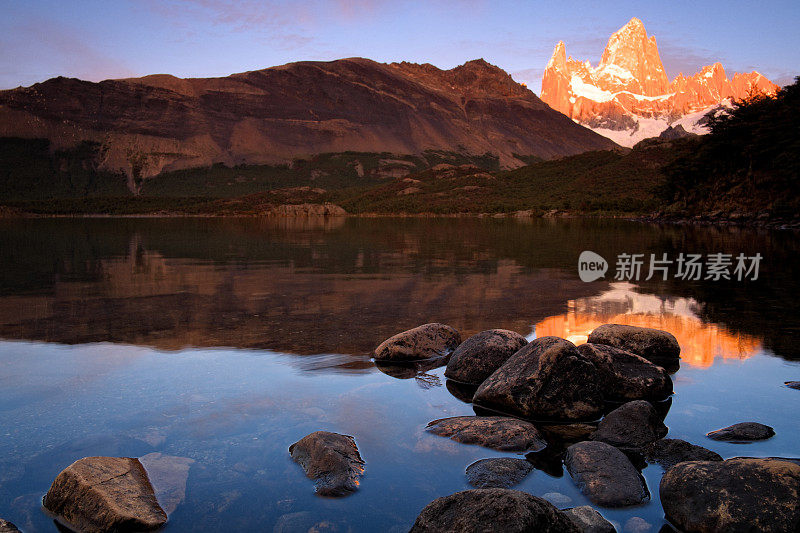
[
  {"xmin": 541, "ymin": 18, "xmax": 779, "ymax": 146},
  {"xmin": 0, "ymin": 58, "xmax": 616, "ymax": 188}
]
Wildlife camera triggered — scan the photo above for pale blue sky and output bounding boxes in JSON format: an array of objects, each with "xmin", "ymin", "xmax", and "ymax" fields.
[{"xmin": 1, "ymin": 0, "xmax": 798, "ymax": 92}]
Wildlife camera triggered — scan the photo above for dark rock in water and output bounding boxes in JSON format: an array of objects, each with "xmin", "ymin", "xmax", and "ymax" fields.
[
  {"xmin": 540, "ymin": 423, "xmax": 597, "ymax": 447},
  {"xmin": 409, "ymin": 488, "xmax": 580, "ymax": 532},
  {"xmin": 563, "ymin": 506, "xmax": 616, "ymax": 533},
  {"xmin": 643, "ymin": 438, "xmax": 722, "ymax": 470},
  {"xmin": 445, "ymin": 379, "xmax": 478, "ymax": 403},
  {"xmin": 577, "ymin": 343, "xmax": 672, "ymax": 401},
  {"xmin": 473, "ymin": 336, "xmax": 603, "ymax": 421},
  {"xmin": 591, "ymin": 400, "xmax": 668, "ymax": 449},
  {"xmin": 525, "ymin": 448, "xmax": 566, "ymax": 478},
  {"xmin": 565, "ymin": 441, "xmax": 649, "ymax": 507},
  {"xmin": 444, "ymin": 329, "xmax": 528, "ymax": 385},
  {"xmin": 706, "ymin": 422, "xmax": 775, "ymax": 442},
  {"xmin": 465, "ymin": 458, "xmax": 533, "ymax": 488},
  {"xmin": 289, "ymin": 431, "xmax": 365, "ymax": 496},
  {"xmin": 426, "ymin": 416, "xmax": 547, "ymax": 452},
  {"xmin": 660, "ymin": 458, "xmax": 800, "ymax": 533},
  {"xmin": 0, "ymin": 520, "xmax": 20, "ymax": 533},
  {"xmin": 785, "ymin": 381, "xmax": 800, "ymax": 390},
  {"xmin": 374, "ymin": 323, "xmax": 461, "ymax": 362},
  {"xmin": 587, "ymin": 324, "xmax": 680, "ymax": 362},
  {"xmin": 374, "ymin": 356, "xmax": 448, "ymax": 379},
  {"xmin": 43, "ymin": 456, "xmax": 168, "ymax": 533},
  {"xmin": 624, "ymin": 517, "xmax": 653, "ymax": 533}
]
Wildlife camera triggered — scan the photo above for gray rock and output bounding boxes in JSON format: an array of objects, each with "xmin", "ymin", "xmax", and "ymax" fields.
[
  {"xmin": 706, "ymin": 422, "xmax": 775, "ymax": 442},
  {"xmin": 473, "ymin": 337, "xmax": 603, "ymax": 421},
  {"xmin": 445, "ymin": 329, "xmax": 528, "ymax": 385},
  {"xmin": 591, "ymin": 400, "xmax": 668, "ymax": 449},
  {"xmin": 565, "ymin": 441, "xmax": 649, "ymax": 507},
  {"xmin": 374, "ymin": 323, "xmax": 461, "ymax": 362},
  {"xmin": 577, "ymin": 343, "xmax": 672, "ymax": 401},
  {"xmin": 465, "ymin": 458, "xmax": 533, "ymax": 488},
  {"xmin": 409, "ymin": 488, "xmax": 580, "ymax": 532},
  {"xmin": 563, "ymin": 506, "xmax": 616, "ymax": 533},
  {"xmin": 642, "ymin": 438, "xmax": 722, "ymax": 470},
  {"xmin": 289, "ymin": 431, "xmax": 365, "ymax": 496},
  {"xmin": 0, "ymin": 520, "xmax": 20, "ymax": 533},
  {"xmin": 426, "ymin": 416, "xmax": 547, "ymax": 452},
  {"xmin": 43, "ymin": 456, "xmax": 167, "ymax": 533},
  {"xmin": 660, "ymin": 458, "xmax": 800, "ymax": 532},
  {"xmin": 587, "ymin": 324, "xmax": 680, "ymax": 362},
  {"xmin": 785, "ymin": 381, "xmax": 800, "ymax": 390}
]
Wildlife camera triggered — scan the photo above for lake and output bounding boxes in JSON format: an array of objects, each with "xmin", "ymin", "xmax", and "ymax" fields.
[{"xmin": 0, "ymin": 217, "xmax": 798, "ymax": 532}]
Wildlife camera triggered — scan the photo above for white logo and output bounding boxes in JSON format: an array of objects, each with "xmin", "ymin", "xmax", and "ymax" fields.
[{"xmin": 578, "ymin": 251, "xmax": 608, "ymax": 282}]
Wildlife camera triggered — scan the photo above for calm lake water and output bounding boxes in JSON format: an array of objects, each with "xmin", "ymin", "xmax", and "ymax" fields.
[{"xmin": 0, "ymin": 217, "xmax": 799, "ymax": 532}]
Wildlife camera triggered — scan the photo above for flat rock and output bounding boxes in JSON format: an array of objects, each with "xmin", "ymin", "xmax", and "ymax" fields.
[
  {"xmin": 577, "ymin": 343, "xmax": 672, "ymax": 401},
  {"xmin": 563, "ymin": 506, "xmax": 616, "ymax": 533},
  {"xmin": 138, "ymin": 453, "xmax": 194, "ymax": 515},
  {"xmin": 426, "ymin": 416, "xmax": 546, "ymax": 452},
  {"xmin": 0, "ymin": 520, "xmax": 19, "ymax": 533},
  {"xmin": 409, "ymin": 488, "xmax": 580, "ymax": 532},
  {"xmin": 660, "ymin": 458, "xmax": 800, "ymax": 532},
  {"xmin": 473, "ymin": 336, "xmax": 603, "ymax": 421},
  {"xmin": 785, "ymin": 381, "xmax": 800, "ymax": 390},
  {"xmin": 591, "ymin": 400, "xmax": 668, "ymax": 449},
  {"xmin": 43, "ymin": 456, "xmax": 167, "ymax": 533},
  {"xmin": 289, "ymin": 431, "xmax": 365, "ymax": 496},
  {"xmin": 587, "ymin": 324, "xmax": 680, "ymax": 362},
  {"xmin": 444, "ymin": 329, "xmax": 528, "ymax": 385},
  {"xmin": 565, "ymin": 441, "xmax": 649, "ymax": 507},
  {"xmin": 642, "ymin": 439, "xmax": 722, "ymax": 470},
  {"xmin": 374, "ymin": 323, "xmax": 461, "ymax": 362},
  {"xmin": 465, "ymin": 458, "xmax": 533, "ymax": 488},
  {"xmin": 706, "ymin": 422, "xmax": 775, "ymax": 442}
]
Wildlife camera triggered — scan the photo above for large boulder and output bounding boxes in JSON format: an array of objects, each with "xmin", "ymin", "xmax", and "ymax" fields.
[
  {"xmin": 409, "ymin": 488, "xmax": 580, "ymax": 532},
  {"xmin": 564, "ymin": 441, "xmax": 649, "ymax": 507},
  {"xmin": 577, "ymin": 343, "xmax": 672, "ymax": 401},
  {"xmin": 642, "ymin": 439, "xmax": 722, "ymax": 470},
  {"xmin": 562, "ymin": 506, "xmax": 616, "ymax": 533},
  {"xmin": 473, "ymin": 337, "xmax": 603, "ymax": 421},
  {"xmin": 660, "ymin": 458, "xmax": 800, "ymax": 532},
  {"xmin": 289, "ymin": 431, "xmax": 365, "ymax": 496},
  {"xmin": 43, "ymin": 456, "xmax": 168, "ymax": 533},
  {"xmin": 444, "ymin": 329, "xmax": 528, "ymax": 385},
  {"xmin": 374, "ymin": 323, "xmax": 461, "ymax": 362},
  {"xmin": 426, "ymin": 416, "xmax": 546, "ymax": 452},
  {"xmin": 591, "ymin": 400, "xmax": 668, "ymax": 449},
  {"xmin": 587, "ymin": 324, "xmax": 680, "ymax": 363},
  {"xmin": 465, "ymin": 458, "xmax": 533, "ymax": 488},
  {"xmin": 706, "ymin": 422, "xmax": 775, "ymax": 442},
  {"xmin": 0, "ymin": 520, "xmax": 19, "ymax": 533}
]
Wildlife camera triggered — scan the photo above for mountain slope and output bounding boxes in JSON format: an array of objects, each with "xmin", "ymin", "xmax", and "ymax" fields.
[
  {"xmin": 0, "ymin": 57, "xmax": 616, "ymax": 189},
  {"xmin": 541, "ymin": 18, "xmax": 779, "ymax": 146}
]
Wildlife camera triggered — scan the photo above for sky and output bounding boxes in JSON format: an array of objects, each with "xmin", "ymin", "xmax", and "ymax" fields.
[{"xmin": 1, "ymin": 0, "xmax": 798, "ymax": 93}]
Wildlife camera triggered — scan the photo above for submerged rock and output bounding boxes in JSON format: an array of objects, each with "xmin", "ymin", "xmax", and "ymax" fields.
[
  {"xmin": 138, "ymin": 453, "xmax": 194, "ymax": 515},
  {"xmin": 563, "ymin": 506, "xmax": 616, "ymax": 533},
  {"xmin": 473, "ymin": 337, "xmax": 603, "ymax": 421},
  {"xmin": 465, "ymin": 458, "xmax": 533, "ymax": 488},
  {"xmin": 565, "ymin": 441, "xmax": 649, "ymax": 507},
  {"xmin": 591, "ymin": 400, "xmax": 668, "ymax": 449},
  {"xmin": 706, "ymin": 422, "xmax": 775, "ymax": 442},
  {"xmin": 577, "ymin": 343, "xmax": 672, "ymax": 401},
  {"xmin": 444, "ymin": 329, "xmax": 528, "ymax": 385},
  {"xmin": 43, "ymin": 456, "xmax": 167, "ymax": 533},
  {"xmin": 785, "ymin": 381, "xmax": 800, "ymax": 390},
  {"xmin": 0, "ymin": 520, "xmax": 19, "ymax": 533},
  {"xmin": 660, "ymin": 458, "xmax": 800, "ymax": 532},
  {"xmin": 426, "ymin": 416, "xmax": 546, "ymax": 452},
  {"xmin": 409, "ymin": 488, "xmax": 580, "ymax": 532},
  {"xmin": 642, "ymin": 439, "xmax": 722, "ymax": 470},
  {"xmin": 374, "ymin": 323, "xmax": 461, "ymax": 362},
  {"xmin": 587, "ymin": 324, "xmax": 680, "ymax": 363},
  {"xmin": 289, "ymin": 431, "xmax": 365, "ymax": 496}
]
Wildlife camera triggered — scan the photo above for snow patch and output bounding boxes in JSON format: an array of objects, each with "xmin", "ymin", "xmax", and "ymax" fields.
[{"xmin": 570, "ymin": 75, "xmax": 614, "ymax": 102}]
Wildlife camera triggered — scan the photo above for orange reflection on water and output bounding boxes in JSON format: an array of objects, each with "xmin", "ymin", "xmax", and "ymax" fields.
[{"xmin": 534, "ymin": 283, "xmax": 762, "ymax": 367}]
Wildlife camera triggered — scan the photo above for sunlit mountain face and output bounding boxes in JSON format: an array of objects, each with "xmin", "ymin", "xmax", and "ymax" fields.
[{"xmin": 535, "ymin": 282, "xmax": 762, "ymax": 367}]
